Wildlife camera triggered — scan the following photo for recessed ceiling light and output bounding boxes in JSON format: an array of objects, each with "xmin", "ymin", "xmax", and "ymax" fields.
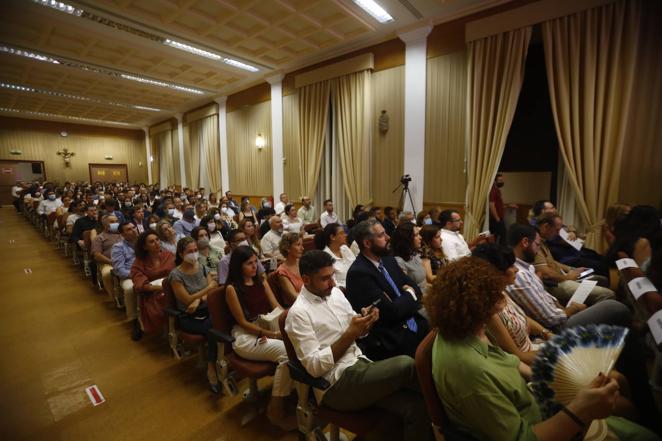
[
  {"xmin": 163, "ymin": 38, "xmax": 259, "ymax": 72},
  {"xmin": 119, "ymin": 74, "xmax": 205, "ymax": 95},
  {"xmin": 0, "ymin": 82, "xmax": 162, "ymax": 111},
  {"xmin": 0, "ymin": 44, "xmax": 60, "ymax": 64},
  {"xmin": 32, "ymin": 0, "xmax": 83, "ymax": 16},
  {"xmin": 353, "ymin": 0, "xmax": 394, "ymax": 23},
  {"xmin": 0, "ymin": 107, "xmax": 132, "ymax": 126}
]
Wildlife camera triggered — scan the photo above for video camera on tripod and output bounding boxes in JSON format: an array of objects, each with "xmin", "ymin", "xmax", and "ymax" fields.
[{"xmin": 393, "ymin": 174, "xmax": 415, "ymax": 212}]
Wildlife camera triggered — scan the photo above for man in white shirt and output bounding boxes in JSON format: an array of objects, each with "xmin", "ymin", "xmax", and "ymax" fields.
[
  {"xmin": 285, "ymin": 250, "xmax": 429, "ymax": 441},
  {"xmin": 274, "ymin": 192, "xmax": 289, "ymax": 216},
  {"xmin": 11, "ymin": 181, "xmax": 23, "ymax": 212},
  {"xmin": 319, "ymin": 199, "xmax": 339, "ymax": 227},
  {"xmin": 297, "ymin": 196, "xmax": 316, "ymax": 225},
  {"xmin": 37, "ymin": 190, "xmax": 63, "ymax": 216},
  {"xmin": 439, "ymin": 209, "xmax": 487, "ymax": 261},
  {"xmin": 260, "ymin": 215, "xmax": 283, "ymax": 259}
]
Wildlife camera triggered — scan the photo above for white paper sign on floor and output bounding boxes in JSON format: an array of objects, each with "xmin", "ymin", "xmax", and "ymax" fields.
[
  {"xmin": 627, "ymin": 277, "xmax": 657, "ymax": 300},
  {"xmin": 85, "ymin": 385, "xmax": 105, "ymax": 406}
]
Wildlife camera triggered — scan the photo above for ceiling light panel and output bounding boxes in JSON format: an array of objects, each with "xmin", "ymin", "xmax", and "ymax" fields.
[
  {"xmin": 0, "ymin": 107, "xmax": 132, "ymax": 126},
  {"xmin": 352, "ymin": 0, "xmax": 395, "ymax": 23}
]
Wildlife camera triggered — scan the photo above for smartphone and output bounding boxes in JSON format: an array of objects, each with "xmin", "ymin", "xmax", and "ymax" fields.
[
  {"xmin": 364, "ymin": 298, "xmax": 382, "ymax": 316},
  {"xmin": 578, "ymin": 268, "xmax": 595, "ymax": 279}
]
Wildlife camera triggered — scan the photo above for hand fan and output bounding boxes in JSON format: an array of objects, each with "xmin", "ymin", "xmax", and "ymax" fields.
[{"xmin": 530, "ymin": 325, "xmax": 629, "ymax": 441}]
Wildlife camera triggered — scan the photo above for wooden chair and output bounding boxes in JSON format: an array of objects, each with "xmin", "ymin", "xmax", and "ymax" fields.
[{"xmin": 162, "ymin": 278, "xmax": 207, "ymax": 362}]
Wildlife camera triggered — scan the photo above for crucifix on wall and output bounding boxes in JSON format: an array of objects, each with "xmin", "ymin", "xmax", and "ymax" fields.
[{"xmin": 57, "ymin": 148, "xmax": 75, "ymax": 167}]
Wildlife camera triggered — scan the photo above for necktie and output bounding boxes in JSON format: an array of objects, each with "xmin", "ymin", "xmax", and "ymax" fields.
[{"xmin": 378, "ymin": 262, "xmax": 418, "ymax": 333}]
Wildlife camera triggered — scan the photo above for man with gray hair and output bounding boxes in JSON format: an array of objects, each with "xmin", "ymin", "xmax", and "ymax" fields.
[
  {"xmin": 91, "ymin": 214, "xmax": 122, "ymax": 298},
  {"xmin": 398, "ymin": 211, "xmax": 415, "ymax": 224},
  {"xmin": 260, "ymin": 215, "xmax": 283, "ymax": 260}
]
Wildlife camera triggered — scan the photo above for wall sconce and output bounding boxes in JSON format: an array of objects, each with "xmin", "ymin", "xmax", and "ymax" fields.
[
  {"xmin": 10, "ymin": 149, "xmax": 22, "ymax": 155},
  {"xmin": 255, "ymin": 133, "xmax": 265, "ymax": 150},
  {"xmin": 150, "ymin": 155, "xmax": 154, "ymax": 162},
  {"xmin": 104, "ymin": 154, "xmax": 113, "ymax": 160}
]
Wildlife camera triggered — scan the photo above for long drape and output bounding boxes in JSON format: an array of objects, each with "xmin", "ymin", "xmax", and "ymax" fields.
[
  {"xmin": 464, "ymin": 27, "xmax": 532, "ymax": 239},
  {"xmin": 298, "ymin": 81, "xmax": 331, "ymax": 199},
  {"xmin": 149, "ymin": 135, "xmax": 160, "ymax": 186},
  {"xmin": 186, "ymin": 115, "xmax": 219, "ymax": 192},
  {"xmin": 186, "ymin": 123, "xmax": 200, "ymax": 189},
  {"xmin": 542, "ymin": 0, "xmax": 640, "ymax": 250},
  {"xmin": 333, "ymin": 70, "xmax": 372, "ymax": 209},
  {"xmin": 156, "ymin": 130, "xmax": 176, "ymax": 187}
]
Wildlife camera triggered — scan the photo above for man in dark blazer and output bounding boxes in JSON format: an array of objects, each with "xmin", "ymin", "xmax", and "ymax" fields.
[{"xmin": 346, "ymin": 219, "xmax": 429, "ymax": 361}]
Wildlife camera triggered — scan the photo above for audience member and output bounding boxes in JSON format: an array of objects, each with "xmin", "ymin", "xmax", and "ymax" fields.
[
  {"xmin": 256, "ymin": 197, "xmax": 275, "ymax": 224},
  {"xmin": 603, "ymin": 203, "xmax": 631, "ymax": 248},
  {"xmin": 439, "ymin": 209, "xmax": 487, "ymax": 261},
  {"xmin": 488, "ymin": 173, "xmax": 507, "ymax": 245},
  {"xmin": 217, "ymin": 230, "xmax": 265, "ymax": 286},
  {"xmin": 425, "ymin": 256, "xmax": 656, "ymax": 441},
  {"xmin": 260, "ymin": 215, "xmax": 283, "ymax": 260},
  {"xmin": 131, "ymin": 204, "xmax": 146, "ymax": 234},
  {"xmin": 297, "ymin": 196, "xmax": 316, "ymax": 225},
  {"xmin": 111, "ymin": 222, "xmax": 139, "ymax": 335},
  {"xmin": 345, "ymin": 219, "xmax": 428, "ymax": 360},
  {"xmin": 238, "ymin": 199, "xmax": 258, "ymax": 224},
  {"xmin": 37, "ymin": 189, "xmax": 62, "ymax": 216},
  {"xmin": 382, "ymin": 206, "xmax": 397, "ymax": 236},
  {"xmin": 608, "ymin": 205, "xmax": 660, "ymax": 268},
  {"xmin": 201, "ymin": 214, "xmax": 226, "ymax": 253},
  {"xmin": 225, "ymin": 191, "xmax": 240, "ymax": 215},
  {"xmin": 274, "ymin": 232, "xmax": 304, "ymax": 306},
  {"xmin": 274, "ymin": 192, "xmax": 289, "ymax": 216},
  {"xmin": 282, "ymin": 204, "xmax": 304, "ymax": 234},
  {"xmin": 191, "ymin": 227, "xmax": 221, "ymax": 274},
  {"xmin": 238, "ymin": 218, "xmax": 262, "ymax": 258},
  {"xmin": 391, "ymin": 222, "xmax": 428, "ymax": 292},
  {"xmin": 225, "ymin": 246, "xmax": 293, "ymax": 429},
  {"xmin": 419, "ymin": 224, "xmax": 445, "ymax": 283},
  {"xmin": 71, "ymin": 204, "xmax": 98, "ymax": 251},
  {"xmin": 169, "ymin": 236, "xmax": 219, "ymax": 393},
  {"xmin": 91, "ymin": 214, "xmax": 122, "ymax": 298},
  {"xmin": 285, "ymin": 250, "xmax": 430, "ymax": 441},
  {"xmin": 130, "ymin": 230, "xmax": 175, "ymax": 341},
  {"xmin": 316, "ymin": 223, "xmax": 355, "ymax": 288},
  {"xmin": 156, "ymin": 219, "xmax": 183, "ymax": 255},
  {"xmin": 173, "ymin": 207, "xmax": 199, "ymax": 236},
  {"xmin": 529, "ymin": 200, "xmax": 557, "ymax": 226},
  {"xmin": 319, "ymin": 199, "xmax": 338, "ymax": 228}
]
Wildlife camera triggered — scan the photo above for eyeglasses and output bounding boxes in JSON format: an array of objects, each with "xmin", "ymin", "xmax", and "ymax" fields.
[{"xmin": 451, "ymin": 218, "xmax": 463, "ymax": 223}]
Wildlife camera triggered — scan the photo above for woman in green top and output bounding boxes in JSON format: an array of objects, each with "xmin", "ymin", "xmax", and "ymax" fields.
[{"xmin": 424, "ymin": 257, "xmax": 657, "ymax": 441}]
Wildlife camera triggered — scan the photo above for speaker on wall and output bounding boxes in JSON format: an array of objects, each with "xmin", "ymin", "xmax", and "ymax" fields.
[{"xmin": 31, "ymin": 163, "xmax": 42, "ymax": 174}]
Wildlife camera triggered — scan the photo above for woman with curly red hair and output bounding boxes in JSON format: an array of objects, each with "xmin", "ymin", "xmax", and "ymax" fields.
[{"xmin": 424, "ymin": 257, "xmax": 657, "ymax": 441}]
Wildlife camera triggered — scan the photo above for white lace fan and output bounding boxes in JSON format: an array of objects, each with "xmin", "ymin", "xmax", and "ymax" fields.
[{"xmin": 531, "ymin": 325, "xmax": 629, "ymax": 441}]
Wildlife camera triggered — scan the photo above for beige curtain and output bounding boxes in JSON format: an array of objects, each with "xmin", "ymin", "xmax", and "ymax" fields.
[
  {"xmin": 618, "ymin": 0, "xmax": 662, "ymax": 208},
  {"xmin": 298, "ymin": 81, "xmax": 331, "ymax": 199},
  {"xmin": 543, "ymin": 0, "xmax": 641, "ymax": 250},
  {"xmin": 283, "ymin": 93, "xmax": 303, "ymax": 199},
  {"xmin": 149, "ymin": 135, "xmax": 160, "ymax": 186},
  {"xmin": 186, "ymin": 123, "xmax": 200, "ymax": 188},
  {"xmin": 372, "ymin": 66, "xmax": 405, "ymax": 207},
  {"xmin": 155, "ymin": 130, "xmax": 176, "ymax": 187},
  {"xmin": 464, "ymin": 27, "xmax": 532, "ymax": 239},
  {"xmin": 425, "ymin": 50, "xmax": 468, "ymax": 205},
  {"xmin": 333, "ymin": 70, "xmax": 373, "ymax": 209},
  {"xmin": 199, "ymin": 115, "xmax": 221, "ymax": 194}
]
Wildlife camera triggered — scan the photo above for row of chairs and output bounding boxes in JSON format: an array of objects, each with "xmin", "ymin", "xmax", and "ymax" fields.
[{"xmin": 19, "ymin": 204, "xmax": 450, "ymax": 440}]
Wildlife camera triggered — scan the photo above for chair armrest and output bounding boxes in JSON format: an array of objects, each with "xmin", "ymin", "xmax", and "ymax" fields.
[
  {"xmin": 209, "ymin": 328, "xmax": 235, "ymax": 344},
  {"xmin": 287, "ymin": 361, "xmax": 330, "ymax": 390},
  {"xmin": 164, "ymin": 307, "xmax": 183, "ymax": 317}
]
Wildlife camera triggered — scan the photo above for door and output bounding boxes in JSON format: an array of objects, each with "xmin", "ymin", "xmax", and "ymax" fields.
[
  {"xmin": 0, "ymin": 161, "xmax": 46, "ymax": 206},
  {"xmin": 89, "ymin": 164, "xmax": 128, "ymax": 183}
]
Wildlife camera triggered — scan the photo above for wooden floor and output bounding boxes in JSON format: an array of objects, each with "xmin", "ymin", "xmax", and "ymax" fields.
[{"xmin": 0, "ymin": 207, "xmax": 298, "ymax": 441}]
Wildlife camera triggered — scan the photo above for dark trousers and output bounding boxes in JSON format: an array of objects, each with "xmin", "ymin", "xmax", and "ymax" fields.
[
  {"xmin": 178, "ymin": 315, "xmax": 216, "ymax": 362},
  {"xmin": 13, "ymin": 197, "xmax": 21, "ymax": 212}
]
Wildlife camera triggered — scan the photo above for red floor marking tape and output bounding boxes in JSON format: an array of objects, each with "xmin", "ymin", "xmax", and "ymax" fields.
[{"xmin": 85, "ymin": 385, "xmax": 106, "ymax": 406}]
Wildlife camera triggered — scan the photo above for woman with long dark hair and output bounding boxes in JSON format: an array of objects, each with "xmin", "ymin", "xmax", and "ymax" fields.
[
  {"xmin": 225, "ymin": 246, "xmax": 294, "ymax": 430},
  {"xmin": 390, "ymin": 222, "xmax": 427, "ymax": 291},
  {"xmin": 315, "ymin": 223, "xmax": 355, "ymax": 288}
]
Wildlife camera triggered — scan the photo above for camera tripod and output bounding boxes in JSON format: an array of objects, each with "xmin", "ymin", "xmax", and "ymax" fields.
[{"xmin": 392, "ymin": 181, "xmax": 416, "ymax": 214}]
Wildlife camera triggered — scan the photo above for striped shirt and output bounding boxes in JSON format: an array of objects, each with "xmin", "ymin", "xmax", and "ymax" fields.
[{"xmin": 506, "ymin": 258, "xmax": 567, "ymax": 331}]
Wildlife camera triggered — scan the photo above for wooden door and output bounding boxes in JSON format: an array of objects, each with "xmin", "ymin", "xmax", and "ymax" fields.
[{"xmin": 89, "ymin": 164, "xmax": 128, "ymax": 183}]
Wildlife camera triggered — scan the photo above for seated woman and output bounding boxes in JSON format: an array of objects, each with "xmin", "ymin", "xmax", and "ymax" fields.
[
  {"xmin": 472, "ymin": 244, "xmax": 553, "ymax": 365},
  {"xmin": 282, "ymin": 204, "xmax": 304, "ymax": 234},
  {"xmin": 156, "ymin": 219, "xmax": 183, "ymax": 255},
  {"xmin": 420, "ymin": 224, "xmax": 446, "ymax": 284},
  {"xmin": 315, "ymin": 223, "xmax": 355, "ymax": 288},
  {"xmin": 130, "ymin": 231, "xmax": 176, "ymax": 341},
  {"xmin": 425, "ymin": 257, "xmax": 659, "ymax": 441},
  {"xmin": 391, "ymin": 222, "xmax": 427, "ymax": 292},
  {"xmin": 238, "ymin": 218, "xmax": 262, "ymax": 258},
  {"xmin": 238, "ymin": 200, "xmax": 258, "ymax": 224},
  {"xmin": 191, "ymin": 226, "xmax": 221, "ymax": 274},
  {"xmin": 169, "ymin": 237, "xmax": 220, "ymax": 393},
  {"xmin": 274, "ymin": 232, "xmax": 304, "ymax": 306},
  {"xmin": 146, "ymin": 213, "xmax": 160, "ymax": 231},
  {"xmin": 225, "ymin": 246, "xmax": 294, "ymax": 430},
  {"xmin": 201, "ymin": 213, "xmax": 227, "ymax": 252}
]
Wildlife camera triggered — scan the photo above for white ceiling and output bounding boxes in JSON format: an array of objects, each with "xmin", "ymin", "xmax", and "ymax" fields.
[{"xmin": 0, "ymin": 0, "xmax": 508, "ymax": 129}]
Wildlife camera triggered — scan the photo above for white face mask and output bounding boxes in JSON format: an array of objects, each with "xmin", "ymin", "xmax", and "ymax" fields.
[
  {"xmin": 237, "ymin": 240, "xmax": 249, "ymax": 247},
  {"xmin": 214, "ymin": 213, "xmax": 221, "ymax": 221},
  {"xmin": 207, "ymin": 222, "xmax": 216, "ymax": 232},
  {"xmin": 183, "ymin": 252, "xmax": 199, "ymax": 264},
  {"xmin": 149, "ymin": 223, "xmax": 157, "ymax": 230}
]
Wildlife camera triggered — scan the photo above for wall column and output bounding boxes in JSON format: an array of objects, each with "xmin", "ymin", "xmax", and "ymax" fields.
[
  {"xmin": 399, "ymin": 26, "xmax": 432, "ymax": 213},
  {"xmin": 143, "ymin": 127, "xmax": 152, "ymax": 184},
  {"xmin": 214, "ymin": 97, "xmax": 230, "ymax": 194},
  {"xmin": 174, "ymin": 113, "xmax": 187, "ymax": 187},
  {"xmin": 267, "ymin": 74, "xmax": 285, "ymax": 201}
]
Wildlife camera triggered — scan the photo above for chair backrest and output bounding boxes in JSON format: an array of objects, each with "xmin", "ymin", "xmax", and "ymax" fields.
[
  {"xmin": 162, "ymin": 277, "xmax": 176, "ymax": 309},
  {"xmin": 83, "ymin": 230, "xmax": 92, "ymax": 250},
  {"xmin": 278, "ymin": 309, "xmax": 299, "ymax": 362},
  {"xmin": 268, "ymin": 271, "xmax": 289, "ymax": 307},
  {"xmin": 207, "ymin": 286, "xmax": 232, "ymax": 334},
  {"xmin": 47, "ymin": 212, "xmax": 57, "ymax": 225},
  {"xmin": 415, "ymin": 329, "xmax": 447, "ymax": 441}
]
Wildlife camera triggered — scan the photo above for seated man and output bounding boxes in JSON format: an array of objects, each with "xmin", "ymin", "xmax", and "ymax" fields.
[
  {"xmin": 439, "ymin": 209, "xmax": 487, "ymax": 261},
  {"xmin": 297, "ymin": 196, "xmax": 316, "ymax": 225},
  {"xmin": 92, "ymin": 215, "xmax": 122, "ymax": 298},
  {"xmin": 506, "ymin": 224, "xmax": 629, "ymax": 332},
  {"xmin": 173, "ymin": 208, "xmax": 199, "ymax": 236},
  {"xmin": 111, "ymin": 222, "xmax": 139, "ymax": 336},
  {"xmin": 285, "ymin": 250, "xmax": 430, "ymax": 441},
  {"xmin": 536, "ymin": 215, "xmax": 614, "ymax": 305},
  {"xmin": 346, "ymin": 219, "xmax": 428, "ymax": 360},
  {"xmin": 540, "ymin": 214, "xmax": 610, "ymax": 278},
  {"xmin": 71, "ymin": 204, "xmax": 98, "ymax": 250},
  {"xmin": 274, "ymin": 192, "xmax": 289, "ymax": 216},
  {"xmin": 260, "ymin": 215, "xmax": 283, "ymax": 260},
  {"xmin": 37, "ymin": 189, "xmax": 62, "ymax": 217},
  {"xmin": 319, "ymin": 199, "xmax": 338, "ymax": 228}
]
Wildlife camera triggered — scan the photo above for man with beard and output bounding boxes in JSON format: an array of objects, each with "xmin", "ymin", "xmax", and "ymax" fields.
[
  {"xmin": 345, "ymin": 220, "xmax": 428, "ymax": 361},
  {"xmin": 506, "ymin": 224, "xmax": 629, "ymax": 332}
]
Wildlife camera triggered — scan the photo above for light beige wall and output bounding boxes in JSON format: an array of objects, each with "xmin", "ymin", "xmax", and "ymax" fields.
[
  {"xmin": 424, "ymin": 50, "xmax": 467, "ymax": 205},
  {"xmin": 0, "ymin": 116, "xmax": 147, "ymax": 183},
  {"xmin": 282, "ymin": 93, "xmax": 302, "ymax": 199},
  {"xmin": 226, "ymin": 101, "xmax": 272, "ymax": 195},
  {"xmin": 371, "ymin": 66, "xmax": 405, "ymax": 207},
  {"xmin": 501, "ymin": 171, "xmax": 552, "ymax": 204}
]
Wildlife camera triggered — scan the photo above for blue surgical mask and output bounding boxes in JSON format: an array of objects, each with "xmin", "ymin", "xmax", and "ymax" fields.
[
  {"xmin": 109, "ymin": 222, "xmax": 119, "ymax": 232},
  {"xmin": 168, "ymin": 208, "xmax": 175, "ymax": 216},
  {"xmin": 48, "ymin": 195, "xmax": 56, "ymax": 201},
  {"xmin": 423, "ymin": 218, "xmax": 433, "ymax": 225}
]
